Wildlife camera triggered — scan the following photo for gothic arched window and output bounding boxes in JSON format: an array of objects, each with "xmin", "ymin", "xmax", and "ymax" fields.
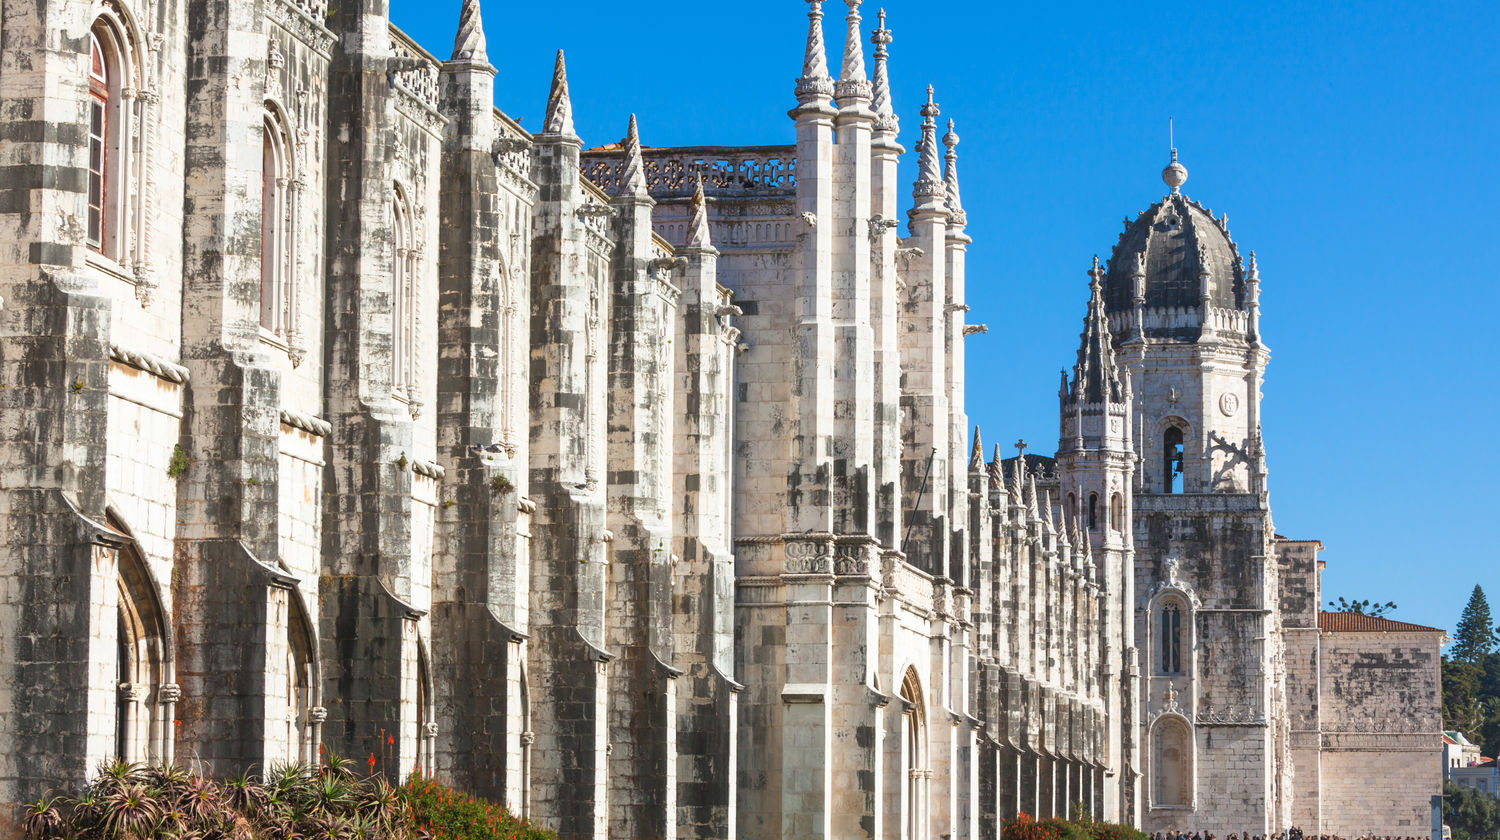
[
  {"xmin": 1110, "ymin": 493, "xmax": 1124, "ymax": 533},
  {"xmin": 1152, "ymin": 716, "xmax": 1191, "ymax": 808},
  {"xmin": 87, "ymin": 22, "xmax": 133, "ymax": 257},
  {"xmin": 392, "ymin": 190, "xmax": 415, "ymax": 395},
  {"xmin": 114, "ymin": 533, "xmax": 168, "ymax": 764},
  {"xmin": 1163, "ymin": 427, "xmax": 1185, "ymax": 493},
  {"xmin": 1088, "ymin": 493, "xmax": 1099, "ymax": 531},
  {"xmin": 900, "ymin": 668, "xmax": 927, "ymax": 840},
  {"xmin": 261, "ymin": 109, "xmax": 293, "ymax": 334},
  {"xmin": 1159, "ymin": 602, "xmax": 1183, "ymax": 675}
]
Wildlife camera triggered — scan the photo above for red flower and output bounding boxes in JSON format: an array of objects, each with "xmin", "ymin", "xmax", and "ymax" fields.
[{"xmin": 368, "ymin": 752, "xmax": 377, "ymax": 769}]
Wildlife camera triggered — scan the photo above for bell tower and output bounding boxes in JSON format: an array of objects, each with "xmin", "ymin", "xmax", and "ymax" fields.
[{"xmin": 1104, "ymin": 151, "xmax": 1285, "ymax": 834}]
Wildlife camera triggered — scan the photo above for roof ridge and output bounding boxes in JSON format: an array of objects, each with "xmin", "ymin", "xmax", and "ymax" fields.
[{"xmin": 1318, "ymin": 610, "xmax": 1446, "ymax": 633}]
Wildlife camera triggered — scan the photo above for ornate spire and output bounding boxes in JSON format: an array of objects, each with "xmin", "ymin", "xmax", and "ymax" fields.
[
  {"xmin": 970, "ymin": 426, "xmax": 983, "ymax": 471},
  {"xmin": 542, "ymin": 50, "xmax": 577, "ymax": 138},
  {"xmin": 618, "ymin": 114, "xmax": 647, "ymax": 199},
  {"xmin": 912, "ymin": 86, "xmax": 944, "ymax": 200},
  {"xmin": 795, "ymin": 0, "xmax": 834, "ymax": 103},
  {"xmin": 1026, "ymin": 475, "xmax": 1041, "ymax": 520},
  {"xmin": 835, "ymin": 0, "xmax": 871, "ymax": 103},
  {"xmin": 451, "ymin": 0, "xmax": 488, "ymax": 63},
  {"xmin": 686, "ymin": 175, "xmax": 712, "ymax": 250},
  {"xmin": 870, "ymin": 9, "xmax": 897, "ymax": 132},
  {"xmin": 1040, "ymin": 489, "xmax": 1056, "ymax": 536},
  {"xmin": 1068, "ymin": 256, "xmax": 1122, "ymax": 405},
  {"xmin": 943, "ymin": 119, "xmax": 965, "ymax": 226}
]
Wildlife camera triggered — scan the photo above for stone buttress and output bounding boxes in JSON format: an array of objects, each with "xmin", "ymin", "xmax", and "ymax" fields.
[
  {"xmin": 671, "ymin": 176, "xmax": 741, "ymax": 840},
  {"xmin": 603, "ymin": 113, "xmax": 681, "ymax": 840},
  {"xmin": 430, "ymin": 0, "xmax": 535, "ymax": 807},
  {"xmin": 319, "ymin": 0, "xmax": 439, "ymax": 778},
  {"xmin": 526, "ymin": 51, "xmax": 612, "ymax": 840}
]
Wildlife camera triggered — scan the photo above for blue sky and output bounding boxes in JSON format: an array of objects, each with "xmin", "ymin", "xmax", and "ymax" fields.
[{"xmin": 391, "ymin": 0, "xmax": 1499, "ymax": 634}]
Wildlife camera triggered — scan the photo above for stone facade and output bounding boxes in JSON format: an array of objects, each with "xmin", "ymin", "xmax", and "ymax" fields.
[{"xmin": 0, "ymin": 0, "xmax": 1441, "ymax": 838}]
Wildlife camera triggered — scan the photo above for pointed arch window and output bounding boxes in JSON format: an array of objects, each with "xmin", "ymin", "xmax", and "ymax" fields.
[
  {"xmin": 1163, "ymin": 427, "xmax": 1185, "ymax": 493},
  {"xmin": 261, "ymin": 109, "xmax": 294, "ymax": 335},
  {"xmin": 900, "ymin": 668, "xmax": 927, "ymax": 840},
  {"xmin": 1110, "ymin": 493, "xmax": 1124, "ymax": 533},
  {"xmin": 114, "ymin": 532, "xmax": 170, "ymax": 764},
  {"xmin": 1159, "ymin": 602, "xmax": 1183, "ymax": 675},
  {"xmin": 1151, "ymin": 716, "xmax": 1192, "ymax": 808},
  {"xmin": 87, "ymin": 32, "xmax": 111, "ymax": 252},
  {"xmin": 284, "ymin": 598, "xmax": 315, "ymax": 764},
  {"xmin": 1087, "ymin": 493, "xmax": 1099, "ymax": 531},
  {"xmin": 392, "ymin": 191, "xmax": 416, "ymax": 397},
  {"xmin": 415, "ymin": 645, "xmax": 435, "ymax": 775}
]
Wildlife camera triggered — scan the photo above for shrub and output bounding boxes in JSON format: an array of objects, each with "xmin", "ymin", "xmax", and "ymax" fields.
[
  {"xmin": 1002, "ymin": 811, "xmax": 1146, "ymax": 840},
  {"xmin": 399, "ymin": 775, "xmax": 556, "ymax": 840},
  {"xmin": 1084, "ymin": 821, "xmax": 1150, "ymax": 840},
  {"xmin": 24, "ymin": 756, "xmax": 415, "ymax": 840}
]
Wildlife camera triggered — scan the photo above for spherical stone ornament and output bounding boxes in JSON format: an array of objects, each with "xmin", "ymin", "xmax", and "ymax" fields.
[
  {"xmin": 1163, "ymin": 154, "xmax": 1189, "ymax": 193},
  {"xmin": 1220, "ymin": 392, "xmax": 1240, "ymax": 416}
]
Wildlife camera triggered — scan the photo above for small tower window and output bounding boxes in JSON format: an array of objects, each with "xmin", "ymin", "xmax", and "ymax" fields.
[
  {"xmin": 1110, "ymin": 493, "xmax": 1124, "ymax": 533},
  {"xmin": 1160, "ymin": 604, "xmax": 1183, "ymax": 675},
  {"xmin": 1163, "ymin": 427, "xmax": 1185, "ymax": 493},
  {"xmin": 1087, "ymin": 493, "xmax": 1099, "ymax": 531}
]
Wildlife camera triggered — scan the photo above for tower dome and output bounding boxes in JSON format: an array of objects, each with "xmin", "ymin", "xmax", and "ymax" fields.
[{"xmin": 1102, "ymin": 154, "xmax": 1246, "ymax": 335}]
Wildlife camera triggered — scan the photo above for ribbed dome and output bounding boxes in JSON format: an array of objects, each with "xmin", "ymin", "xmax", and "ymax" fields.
[{"xmin": 1103, "ymin": 192, "xmax": 1246, "ymax": 319}]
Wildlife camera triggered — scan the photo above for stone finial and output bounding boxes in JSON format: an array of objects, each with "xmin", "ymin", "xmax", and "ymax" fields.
[
  {"xmin": 870, "ymin": 10, "xmax": 897, "ymax": 132},
  {"xmin": 1069, "ymin": 255, "xmax": 1122, "ymax": 406},
  {"xmin": 795, "ymin": 0, "xmax": 834, "ymax": 103},
  {"xmin": 1162, "ymin": 147, "xmax": 1188, "ymax": 194},
  {"xmin": 543, "ymin": 50, "xmax": 577, "ymax": 138},
  {"xmin": 618, "ymin": 114, "xmax": 648, "ymax": 199},
  {"xmin": 943, "ymin": 118, "xmax": 966, "ymax": 226},
  {"xmin": 912, "ymin": 86, "xmax": 944, "ymax": 200},
  {"xmin": 835, "ymin": 0, "xmax": 872, "ymax": 103},
  {"xmin": 686, "ymin": 174, "xmax": 712, "ymax": 250},
  {"xmin": 970, "ymin": 426, "xmax": 983, "ymax": 471},
  {"xmin": 1246, "ymin": 250, "xmax": 1260, "ymax": 285},
  {"xmin": 451, "ymin": 0, "xmax": 488, "ymax": 63}
]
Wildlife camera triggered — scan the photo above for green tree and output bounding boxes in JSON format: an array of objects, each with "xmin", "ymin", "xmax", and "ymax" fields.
[
  {"xmin": 1453, "ymin": 585, "xmax": 1498, "ymax": 663},
  {"xmin": 1446, "ymin": 780, "xmax": 1500, "ymax": 840},
  {"xmin": 1326, "ymin": 596, "xmax": 1397, "ymax": 617}
]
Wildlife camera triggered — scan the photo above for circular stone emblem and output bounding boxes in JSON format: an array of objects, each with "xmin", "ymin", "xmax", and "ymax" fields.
[{"xmin": 1220, "ymin": 392, "xmax": 1241, "ymax": 416}]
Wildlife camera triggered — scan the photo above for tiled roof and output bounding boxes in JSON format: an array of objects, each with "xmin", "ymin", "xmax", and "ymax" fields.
[{"xmin": 1318, "ymin": 611, "xmax": 1445, "ymax": 633}]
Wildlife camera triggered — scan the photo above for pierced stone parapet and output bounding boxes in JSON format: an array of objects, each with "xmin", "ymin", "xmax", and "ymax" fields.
[
  {"xmin": 388, "ymin": 27, "xmax": 442, "ymax": 119},
  {"xmin": 581, "ymin": 146, "xmax": 796, "ymax": 199}
]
